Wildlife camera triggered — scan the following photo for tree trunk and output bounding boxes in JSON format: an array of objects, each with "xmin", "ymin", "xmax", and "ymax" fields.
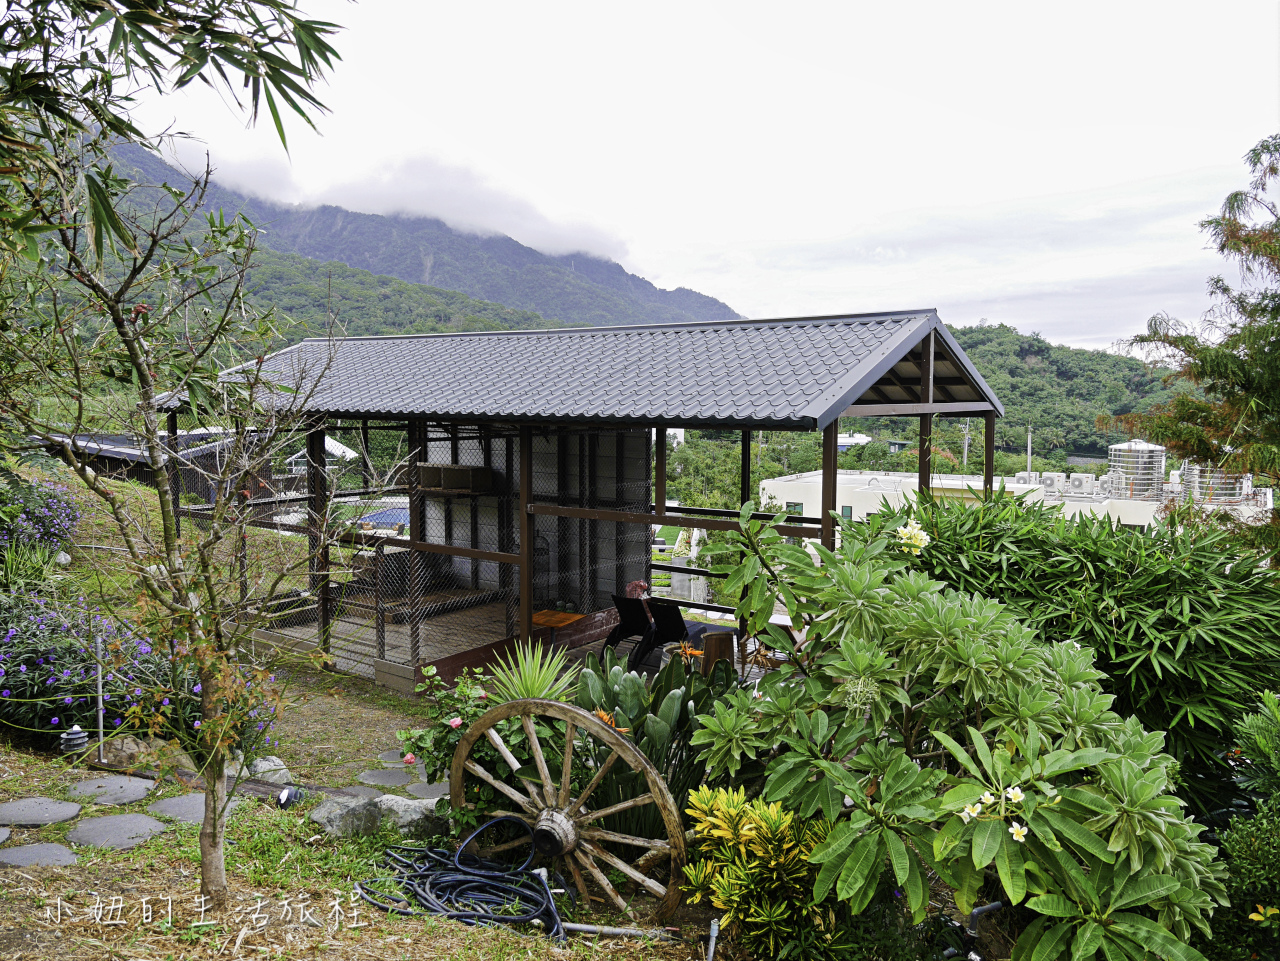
[{"xmin": 199, "ymin": 751, "xmax": 229, "ymax": 910}]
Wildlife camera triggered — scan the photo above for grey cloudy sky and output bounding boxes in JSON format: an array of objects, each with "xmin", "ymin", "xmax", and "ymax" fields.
[{"xmin": 135, "ymin": 1, "xmax": 1280, "ymax": 349}]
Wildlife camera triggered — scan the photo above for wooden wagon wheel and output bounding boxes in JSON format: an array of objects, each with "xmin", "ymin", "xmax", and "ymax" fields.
[{"xmin": 449, "ymin": 698, "xmax": 686, "ymax": 920}]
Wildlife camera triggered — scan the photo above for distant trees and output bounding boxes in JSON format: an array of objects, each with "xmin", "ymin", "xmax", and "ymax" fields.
[{"xmin": 1120, "ymin": 134, "xmax": 1280, "ymax": 553}]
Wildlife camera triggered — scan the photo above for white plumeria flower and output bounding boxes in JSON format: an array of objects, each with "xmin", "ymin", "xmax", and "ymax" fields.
[
  {"xmin": 980, "ymin": 792, "xmax": 996, "ymax": 805},
  {"xmin": 961, "ymin": 802, "xmax": 982, "ymax": 823},
  {"xmin": 1005, "ymin": 786, "xmax": 1025, "ymax": 803},
  {"xmin": 1009, "ymin": 821, "xmax": 1029, "ymax": 843}
]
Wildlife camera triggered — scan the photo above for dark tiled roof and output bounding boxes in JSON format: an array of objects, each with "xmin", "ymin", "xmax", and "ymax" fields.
[{"xmin": 247, "ymin": 311, "xmax": 1001, "ymax": 429}]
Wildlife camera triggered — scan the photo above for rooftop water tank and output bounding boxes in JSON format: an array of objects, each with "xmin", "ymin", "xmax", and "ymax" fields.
[
  {"xmin": 1107, "ymin": 439, "xmax": 1166, "ymax": 500},
  {"xmin": 1181, "ymin": 464, "xmax": 1253, "ymax": 504}
]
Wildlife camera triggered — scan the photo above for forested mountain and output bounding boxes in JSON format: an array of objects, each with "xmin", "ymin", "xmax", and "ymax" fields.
[
  {"xmin": 115, "ymin": 144, "xmax": 740, "ymax": 330},
  {"xmin": 949, "ymin": 324, "xmax": 1181, "ymax": 456}
]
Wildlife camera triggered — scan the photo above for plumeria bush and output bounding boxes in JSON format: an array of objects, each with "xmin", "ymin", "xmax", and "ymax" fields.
[{"xmin": 690, "ymin": 503, "xmax": 1227, "ymax": 961}]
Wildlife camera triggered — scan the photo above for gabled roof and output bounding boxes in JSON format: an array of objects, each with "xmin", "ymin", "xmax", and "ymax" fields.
[{"xmin": 244, "ymin": 311, "xmax": 1002, "ymax": 430}]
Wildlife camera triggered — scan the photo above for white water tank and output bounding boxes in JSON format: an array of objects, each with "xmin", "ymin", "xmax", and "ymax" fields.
[
  {"xmin": 1107, "ymin": 440, "xmax": 1166, "ymax": 500},
  {"xmin": 1182, "ymin": 464, "xmax": 1252, "ymax": 504}
]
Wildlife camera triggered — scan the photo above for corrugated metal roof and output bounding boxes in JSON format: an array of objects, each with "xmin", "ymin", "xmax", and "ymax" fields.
[{"xmin": 246, "ymin": 310, "xmax": 1002, "ymax": 429}]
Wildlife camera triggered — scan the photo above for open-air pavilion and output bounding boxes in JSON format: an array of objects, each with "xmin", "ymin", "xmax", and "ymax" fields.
[{"xmin": 208, "ymin": 310, "xmax": 1004, "ymax": 688}]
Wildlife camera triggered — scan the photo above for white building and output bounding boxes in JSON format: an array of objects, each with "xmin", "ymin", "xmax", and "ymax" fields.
[{"xmin": 761, "ymin": 467, "xmax": 1273, "ymax": 531}]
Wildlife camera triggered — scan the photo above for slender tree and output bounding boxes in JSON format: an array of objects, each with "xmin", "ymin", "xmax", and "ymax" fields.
[{"xmin": 0, "ymin": 0, "xmax": 343, "ymax": 909}]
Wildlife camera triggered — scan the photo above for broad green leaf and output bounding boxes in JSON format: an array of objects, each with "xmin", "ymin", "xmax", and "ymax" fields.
[
  {"xmin": 1025, "ymin": 894, "xmax": 1079, "ymax": 918},
  {"xmin": 1030, "ymin": 921, "xmax": 1076, "ymax": 961},
  {"xmin": 971, "ymin": 818, "xmax": 1003, "ymax": 869},
  {"xmin": 995, "ymin": 832, "xmax": 1027, "ymax": 904},
  {"xmin": 1038, "ymin": 809, "xmax": 1114, "ymax": 863},
  {"xmin": 836, "ymin": 834, "xmax": 883, "ymax": 901},
  {"xmin": 1071, "ymin": 922, "xmax": 1105, "ymax": 961},
  {"xmin": 883, "ymin": 829, "xmax": 910, "ymax": 886},
  {"xmin": 1109, "ymin": 875, "xmax": 1181, "ymax": 913}
]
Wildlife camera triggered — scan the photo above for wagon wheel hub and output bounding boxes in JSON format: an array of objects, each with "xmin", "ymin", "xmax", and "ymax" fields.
[{"xmin": 532, "ymin": 809, "xmax": 578, "ymax": 857}]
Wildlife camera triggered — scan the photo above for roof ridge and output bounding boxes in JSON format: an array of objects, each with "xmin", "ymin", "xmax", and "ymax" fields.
[{"xmin": 295, "ymin": 309, "xmax": 939, "ymax": 344}]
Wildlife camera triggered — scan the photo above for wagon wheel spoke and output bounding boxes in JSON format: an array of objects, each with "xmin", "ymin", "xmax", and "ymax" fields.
[
  {"xmin": 574, "ymin": 792, "xmax": 654, "ymax": 824},
  {"xmin": 484, "ymin": 726, "xmax": 545, "ymax": 806},
  {"xmin": 579, "ymin": 827, "xmax": 671, "ymax": 851},
  {"xmin": 521, "ymin": 714, "xmax": 557, "ymax": 804},
  {"xmin": 463, "ymin": 759, "xmax": 537, "ymax": 814},
  {"xmin": 563, "ymin": 852, "xmax": 592, "ymax": 909},
  {"xmin": 579, "ymin": 839, "xmax": 667, "ymax": 899},
  {"xmin": 572, "ymin": 749, "xmax": 619, "ymax": 813},
  {"xmin": 479, "ymin": 835, "xmax": 535, "ymax": 857},
  {"xmin": 558, "ymin": 719, "xmax": 576, "ymax": 808},
  {"xmin": 573, "ymin": 848, "xmax": 634, "ymax": 919}
]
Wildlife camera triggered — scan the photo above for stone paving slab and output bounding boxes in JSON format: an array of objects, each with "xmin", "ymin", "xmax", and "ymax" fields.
[
  {"xmin": 0, "ymin": 797, "xmax": 81, "ymax": 827},
  {"xmin": 68, "ymin": 813, "xmax": 166, "ymax": 850},
  {"xmin": 0, "ymin": 843, "xmax": 76, "ymax": 866},
  {"xmin": 407, "ymin": 781, "xmax": 449, "ymax": 800},
  {"xmin": 146, "ymin": 793, "xmax": 240, "ymax": 825},
  {"xmin": 378, "ymin": 749, "xmax": 405, "ymax": 767},
  {"xmin": 69, "ymin": 775, "xmax": 155, "ymax": 805},
  {"xmin": 341, "ymin": 785, "xmax": 385, "ymax": 799},
  {"xmin": 0, "ymin": 827, "xmax": 9, "ymax": 844},
  {"xmin": 357, "ymin": 768, "xmax": 413, "ymax": 787}
]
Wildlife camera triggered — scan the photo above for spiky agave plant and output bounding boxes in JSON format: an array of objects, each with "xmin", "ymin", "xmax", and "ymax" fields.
[{"xmin": 489, "ymin": 641, "xmax": 578, "ymax": 703}]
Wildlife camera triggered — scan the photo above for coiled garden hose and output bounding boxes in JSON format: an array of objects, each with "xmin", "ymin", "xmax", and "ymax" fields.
[{"xmin": 355, "ymin": 816, "xmax": 570, "ymax": 941}]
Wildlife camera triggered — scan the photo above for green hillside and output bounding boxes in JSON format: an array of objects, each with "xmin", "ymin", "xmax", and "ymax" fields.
[
  {"xmin": 949, "ymin": 324, "xmax": 1182, "ymax": 456},
  {"xmin": 244, "ymin": 249, "xmax": 555, "ymax": 342}
]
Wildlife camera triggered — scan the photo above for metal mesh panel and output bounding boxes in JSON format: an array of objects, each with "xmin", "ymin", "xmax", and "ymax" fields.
[{"xmin": 226, "ymin": 421, "xmax": 653, "ymax": 682}]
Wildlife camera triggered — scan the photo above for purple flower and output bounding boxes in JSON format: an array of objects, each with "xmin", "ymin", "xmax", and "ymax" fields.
[
  {"xmin": 193, "ymin": 684, "xmax": 201, "ymax": 694},
  {"xmin": 18, "ymin": 665, "xmax": 25, "ymax": 673},
  {"xmin": 113, "ymin": 718, "xmax": 121, "ymax": 726},
  {"xmin": 63, "ymin": 697, "xmax": 72, "ymax": 704},
  {"xmin": 50, "ymin": 717, "xmax": 58, "ymax": 725},
  {"xmin": 1, "ymin": 691, "xmax": 8, "ymax": 698},
  {"xmin": 194, "ymin": 721, "xmax": 201, "ymax": 729}
]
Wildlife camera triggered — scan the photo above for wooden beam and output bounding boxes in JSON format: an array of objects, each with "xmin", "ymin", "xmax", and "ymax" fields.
[
  {"xmin": 655, "ymin": 427, "xmax": 666, "ymax": 515},
  {"xmin": 842, "ymin": 401, "xmax": 996, "ymax": 418},
  {"xmin": 918, "ymin": 332, "xmax": 934, "ymax": 495},
  {"xmin": 526, "ymin": 503, "xmax": 821, "ymax": 540},
  {"xmin": 984, "ymin": 410, "xmax": 996, "ymax": 496},
  {"xmin": 305, "ymin": 419, "xmax": 330, "ymax": 654},
  {"xmin": 740, "ymin": 429, "xmax": 752, "ymax": 507},
  {"xmin": 821, "ymin": 421, "xmax": 837, "ymax": 550},
  {"xmin": 165, "ymin": 409, "xmax": 181, "ymax": 539},
  {"xmin": 519, "ymin": 426, "xmax": 534, "ymax": 644},
  {"xmin": 408, "ymin": 419, "xmax": 426, "ymax": 663}
]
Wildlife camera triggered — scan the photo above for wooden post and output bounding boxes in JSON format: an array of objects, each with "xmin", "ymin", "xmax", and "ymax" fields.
[
  {"xmin": 655, "ymin": 427, "xmax": 666, "ymax": 516},
  {"xmin": 408, "ymin": 420, "xmax": 425, "ymax": 664},
  {"xmin": 519, "ymin": 425, "xmax": 534, "ymax": 644},
  {"xmin": 360, "ymin": 419, "xmax": 372, "ymax": 489},
  {"xmin": 165, "ymin": 409, "xmax": 181, "ymax": 538},
  {"xmin": 305, "ymin": 420, "xmax": 330, "ymax": 654},
  {"xmin": 983, "ymin": 410, "xmax": 996, "ymax": 496},
  {"xmin": 821, "ymin": 421, "xmax": 837, "ymax": 550},
  {"xmin": 917, "ymin": 331, "xmax": 934, "ymax": 497},
  {"xmin": 740, "ymin": 430, "xmax": 752, "ymax": 507}
]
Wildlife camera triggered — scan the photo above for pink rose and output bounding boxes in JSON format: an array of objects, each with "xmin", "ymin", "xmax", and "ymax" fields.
[
  {"xmin": 403, "ymin": 753, "xmax": 416, "ymax": 764},
  {"xmin": 479, "ymin": 691, "xmax": 487, "ymax": 698},
  {"xmin": 448, "ymin": 717, "xmax": 463, "ymax": 729}
]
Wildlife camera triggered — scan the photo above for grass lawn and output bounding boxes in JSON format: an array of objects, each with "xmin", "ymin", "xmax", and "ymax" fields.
[{"xmin": 0, "ymin": 740, "xmax": 706, "ymax": 960}]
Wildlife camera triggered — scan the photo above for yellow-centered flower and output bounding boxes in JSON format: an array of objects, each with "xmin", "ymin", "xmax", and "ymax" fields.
[{"xmin": 1008, "ymin": 821, "xmax": 1029, "ymax": 843}]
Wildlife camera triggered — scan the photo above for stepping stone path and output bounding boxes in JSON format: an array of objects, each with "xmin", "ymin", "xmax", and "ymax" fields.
[
  {"xmin": 341, "ymin": 785, "xmax": 385, "ymax": 799},
  {"xmin": 0, "ymin": 843, "xmax": 77, "ymax": 867},
  {"xmin": 146, "ymin": 793, "xmax": 240, "ymax": 826},
  {"xmin": 0, "ymin": 797, "xmax": 81, "ymax": 827},
  {"xmin": 407, "ymin": 782, "xmax": 449, "ymax": 800},
  {"xmin": 0, "ymin": 827, "xmax": 8, "ymax": 844},
  {"xmin": 357, "ymin": 768, "xmax": 413, "ymax": 787},
  {"xmin": 378, "ymin": 749, "xmax": 406, "ymax": 767},
  {"xmin": 68, "ymin": 775, "xmax": 155, "ymax": 805},
  {"xmin": 68, "ymin": 813, "xmax": 165, "ymax": 850}
]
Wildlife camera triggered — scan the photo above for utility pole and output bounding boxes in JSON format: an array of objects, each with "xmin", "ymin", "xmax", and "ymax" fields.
[
  {"xmin": 1027, "ymin": 425, "xmax": 1033, "ymax": 474},
  {"xmin": 961, "ymin": 418, "xmax": 972, "ymax": 467}
]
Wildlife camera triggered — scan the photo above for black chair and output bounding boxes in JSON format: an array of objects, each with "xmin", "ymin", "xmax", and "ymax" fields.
[
  {"xmin": 605, "ymin": 594, "xmax": 654, "ymax": 664},
  {"xmin": 629, "ymin": 598, "xmax": 690, "ymax": 673}
]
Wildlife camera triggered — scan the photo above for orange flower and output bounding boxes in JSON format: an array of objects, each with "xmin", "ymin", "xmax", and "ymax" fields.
[{"xmin": 593, "ymin": 708, "xmax": 630, "ymax": 734}]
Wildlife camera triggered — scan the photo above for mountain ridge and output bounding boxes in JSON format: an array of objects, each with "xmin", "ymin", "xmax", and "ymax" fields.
[{"xmin": 115, "ymin": 143, "xmax": 740, "ymax": 330}]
